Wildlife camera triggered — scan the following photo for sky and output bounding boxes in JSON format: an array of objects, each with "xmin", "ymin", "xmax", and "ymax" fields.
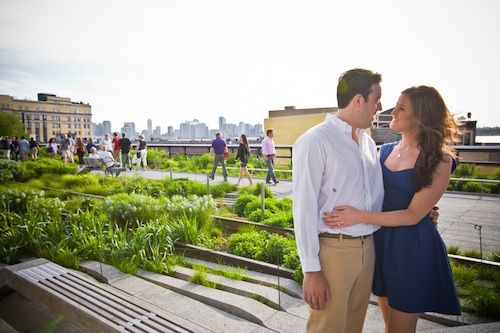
[{"xmin": 1, "ymin": 0, "xmax": 499, "ymax": 132}]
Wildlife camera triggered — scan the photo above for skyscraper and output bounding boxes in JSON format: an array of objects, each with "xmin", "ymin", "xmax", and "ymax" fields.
[
  {"xmin": 147, "ymin": 119, "xmax": 152, "ymax": 138},
  {"xmin": 218, "ymin": 117, "xmax": 226, "ymax": 132},
  {"xmin": 102, "ymin": 120, "xmax": 112, "ymax": 134}
]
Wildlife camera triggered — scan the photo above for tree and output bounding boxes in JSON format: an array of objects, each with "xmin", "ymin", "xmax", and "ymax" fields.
[{"xmin": 0, "ymin": 111, "xmax": 26, "ymax": 137}]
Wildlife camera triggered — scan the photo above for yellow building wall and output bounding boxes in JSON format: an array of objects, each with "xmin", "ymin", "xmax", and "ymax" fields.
[
  {"xmin": 263, "ymin": 113, "xmax": 331, "ymax": 165},
  {"xmin": 264, "ymin": 113, "xmax": 330, "ymax": 145}
]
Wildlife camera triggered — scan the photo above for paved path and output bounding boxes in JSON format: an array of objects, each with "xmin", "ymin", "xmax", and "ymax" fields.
[{"xmin": 121, "ymin": 169, "xmax": 500, "ymax": 255}]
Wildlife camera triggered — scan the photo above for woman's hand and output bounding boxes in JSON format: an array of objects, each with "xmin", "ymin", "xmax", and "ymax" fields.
[{"xmin": 323, "ymin": 206, "xmax": 361, "ymax": 228}]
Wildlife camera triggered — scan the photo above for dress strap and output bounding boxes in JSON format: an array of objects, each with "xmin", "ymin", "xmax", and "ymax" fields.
[{"xmin": 380, "ymin": 142, "xmax": 398, "ymax": 164}]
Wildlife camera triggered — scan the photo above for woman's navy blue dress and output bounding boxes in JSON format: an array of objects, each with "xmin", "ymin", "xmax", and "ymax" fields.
[{"xmin": 372, "ymin": 142, "xmax": 461, "ymax": 315}]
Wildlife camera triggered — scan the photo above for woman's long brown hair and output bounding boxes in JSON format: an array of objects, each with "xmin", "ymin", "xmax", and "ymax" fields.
[
  {"xmin": 402, "ymin": 86, "xmax": 459, "ymax": 191},
  {"xmin": 241, "ymin": 134, "xmax": 250, "ymax": 153}
]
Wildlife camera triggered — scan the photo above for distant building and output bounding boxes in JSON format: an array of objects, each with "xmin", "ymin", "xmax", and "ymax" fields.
[
  {"xmin": 147, "ymin": 119, "xmax": 153, "ymax": 138},
  {"xmin": 102, "ymin": 120, "xmax": 112, "ymax": 135},
  {"xmin": 0, "ymin": 93, "xmax": 92, "ymax": 142},
  {"xmin": 121, "ymin": 122, "xmax": 136, "ymax": 139}
]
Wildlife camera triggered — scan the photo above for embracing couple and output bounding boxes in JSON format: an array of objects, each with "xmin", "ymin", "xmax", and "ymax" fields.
[{"xmin": 292, "ymin": 68, "xmax": 460, "ymax": 333}]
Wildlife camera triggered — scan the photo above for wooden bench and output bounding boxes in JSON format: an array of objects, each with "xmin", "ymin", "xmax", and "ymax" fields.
[
  {"xmin": 79, "ymin": 157, "xmax": 126, "ymax": 177},
  {"xmin": 0, "ymin": 259, "xmax": 202, "ymax": 333}
]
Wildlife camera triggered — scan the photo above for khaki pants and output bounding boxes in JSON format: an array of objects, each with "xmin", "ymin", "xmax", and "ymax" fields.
[{"xmin": 307, "ymin": 235, "xmax": 375, "ymax": 333}]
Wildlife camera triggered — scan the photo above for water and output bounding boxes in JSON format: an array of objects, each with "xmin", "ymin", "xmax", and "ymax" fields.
[{"xmin": 475, "ymin": 135, "xmax": 500, "ymax": 144}]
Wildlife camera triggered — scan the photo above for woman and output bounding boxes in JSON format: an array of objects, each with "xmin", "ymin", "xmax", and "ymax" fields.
[
  {"xmin": 135, "ymin": 134, "xmax": 147, "ymax": 171},
  {"xmin": 236, "ymin": 134, "xmax": 253, "ymax": 186},
  {"xmin": 75, "ymin": 137, "xmax": 86, "ymax": 165},
  {"xmin": 86, "ymin": 138, "xmax": 96, "ymax": 153},
  {"xmin": 47, "ymin": 138, "xmax": 58, "ymax": 159},
  {"xmin": 324, "ymin": 86, "xmax": 460, "ymax": 333}
]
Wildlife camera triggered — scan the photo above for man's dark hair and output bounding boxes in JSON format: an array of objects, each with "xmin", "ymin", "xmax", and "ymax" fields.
[
  {"xmin": 122, "ymin": 133, "xmax": 126, "ymax": 138},
  {"xmin": 266, "ymin": 128, "xmax": 274, "ymax": 136},
  {"xmin": 337, "ymin": 68, "xmax": 382, "ymax": 108},
  {"xmin": 215, "ymin": 132, "xmax": 221, "ymax": 138}
]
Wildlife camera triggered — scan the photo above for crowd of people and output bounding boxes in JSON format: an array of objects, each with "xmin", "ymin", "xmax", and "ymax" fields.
[
  {"xmin": 0, "ymin": 132, "xmax": 147, "ymax": 172},
  {"xmin": 0, "ymin": 136, "xmax": 40, "ymax": 162}
]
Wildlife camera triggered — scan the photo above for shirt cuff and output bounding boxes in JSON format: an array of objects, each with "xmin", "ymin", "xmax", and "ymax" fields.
[{"xmin": 301, "ymin": 258, "xmax": 321, "ymax": 272}]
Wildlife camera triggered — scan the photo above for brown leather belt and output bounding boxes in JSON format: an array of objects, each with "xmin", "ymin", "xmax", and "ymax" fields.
[{"xmin": 319, "ymin": 233, "xmax": 372, "ymax": 240}]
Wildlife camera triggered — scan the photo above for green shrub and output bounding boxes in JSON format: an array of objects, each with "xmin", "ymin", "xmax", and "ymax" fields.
[
  {"xmin": 463, "ymin": 249, "xmax": 482, "ymax": 259},
  {"xmin": 227, "ymin": 230, "xmax": 266, "ymax": 260},
  {"xmin": 453, "ymin": 163, "xmax": 477, "ymax": 178},
  {"xmin": 0, "ymin": 160, "xmax": 21, "ymax": 183},
  {"xmin": 469, "ymin": 285, "xmax": 500, "ymax": 319},
  {"xmin": 263, "ymin": 210, "xmax": 293, "ymax": 228},
  {"xmin": 233, "ymin": 193, "xmax": 258, "ymax": 216},
  {"xmin": 243, "ymin": 197, "xmax": 264, "ymax": 217},
  {"xmin": 463, "ymin": 182, "xmax": 489, "ymax": 193},
  {"xmin": 489, "ymin": 251, "xmax": 500, "ymax": 262},
  {"xmin": 101, "ymin": 193, "xmax": 162, "ymax": 228},
  {"xmin": 247, "ymin": 209, "xmax": 272, "ymax": 222},
  {"xmin": 262, "ymin": 234, "xmax": 295, "ymax": 264},
  {"xmin": 447, "ymin": 245, "xmax": 461, "ymax": 255},
  {"xmin": 0, "ymin": 189, "xmax": 45, "ymax": 213},
  {"xmin": 61, "ymin": 174, "xmax": 100, "ymax": 189}
]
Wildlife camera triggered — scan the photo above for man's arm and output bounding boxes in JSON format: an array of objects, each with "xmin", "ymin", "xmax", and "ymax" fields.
[{"xmin": 292, "ymin": 134, "xmax": 329, "ymax": 309}]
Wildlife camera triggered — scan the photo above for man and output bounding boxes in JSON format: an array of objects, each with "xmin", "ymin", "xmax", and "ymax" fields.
[
  {"xmin": 18, "ymin": 136, "xmax": 30, "ymax": 162},
  {"xmin": 293, "ymin": 68, "xmax": 383, "ymax": 333},
  {"xmin": 29, "ymin": 137, "xmax": 39, "ymax": 161},
  {"xmin": 60, "ymin": 134, "xmax": 73, "ymax": 164},
  {"xmin": 112, "ymin": 132, "xmax": 121, "ymax": 161},
  {"xmin": 261, "ymin": 129, "xmax": 279, "ymax": 184},
  {"xmin": 208, "ymin": 132, "xmax": 228, "ymax": 181},
  {"xmin": 97, "ymin": 144, "xmax": 121, "ymax": 169},
  {"xmin": 119, "ymin": 132, "xmax": 132, "ymax": 170},
  {"xmin": 102, "ymin": 133, "xmax": 113, "ymax": 152},
  {"xmin": 0, "ymin": 136, "xmax": 10, "ymax": 160}
]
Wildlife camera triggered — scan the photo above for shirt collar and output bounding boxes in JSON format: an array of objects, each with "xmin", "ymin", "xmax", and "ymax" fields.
[{"xmin": 326, "ymin": 113, "xmax": 365, "ymax": 137}]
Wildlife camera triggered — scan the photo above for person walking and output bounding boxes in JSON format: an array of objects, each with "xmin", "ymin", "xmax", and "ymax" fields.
[
  {"xmin": 47, "ymin": 138, "xmax": 58, "ymax": 159},
  {"xmin": 323, "ymin": 85, "xmax": 460, "ymax": 333},
  {"xmin": 1, "ymin": 136, "xmax": 11, "ymax": 160},
  {"xmin": 135, "ymin": 134, "xmax": 147, "ymax": 171},
  {"xmin": 208, "ymin": 132, "xmax": 228, "ymax": 181},
  {"xmin": 18, "ymin": 137, "xmax": 30, "ymax": 162},
  {"xmin": 119, "ymin": 132, "xmax": 132, "ymax": 170},
  {"xmin": 236, "ymin": 134, "xmax": 253, "ymax": 186},
  {"xmin": 29, "ymin": 137, "xmax": 39, "ymax": 161},
  {"xmin": 10, "ymin": 137, "xmax": 19, "ymax": 161},
  {"xmin": 261, "ymin": 129, "xmax": 279, "ymax": 184},
  {"xmin": 60, "ymin": 134, "xmax": 73, "ymax": 164},
  {"xmin": 112, "ymin": 132, "xmax": 121, "ymax": 162},
  {"xmin": 75, "ymin": 138, "xmax": 86, "ymax": 165},
  {"xmin": 293, "ymin": 68, "xmax": 384, "ymax": 333}
]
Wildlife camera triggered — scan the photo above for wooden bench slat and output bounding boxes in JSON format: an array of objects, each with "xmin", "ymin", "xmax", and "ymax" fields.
[
  {"xmin": 10, "ymin": 270, "xmax": 124, "ymax": 332},
  {"xmin": 33, "ymin": 264, "xmax": 187, "ymax": 333},
  {"xmin": 5, "ymin": 262, "xmax": 195, "ymax": 333},
  {"xmin": 63, "ymin": 270, "xmax": 190, "ymax": 332},
  {"xmin": 26, "ymin": 266, "xmax": 157, "ymax": 333}
]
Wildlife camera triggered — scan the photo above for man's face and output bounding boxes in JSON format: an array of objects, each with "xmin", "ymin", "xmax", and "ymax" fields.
[
  {"xmin": 360, "ymin": 83, "xmax": 382, "ymax": 129},
  {"xmin": 268, "ymin": 131, "xmax": 274, "ymax": 138}
]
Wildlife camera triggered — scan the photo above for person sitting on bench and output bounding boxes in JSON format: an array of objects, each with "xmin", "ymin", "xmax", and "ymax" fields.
[
  {"xmin": 89, "ymin": 146, "xmax": 99, "ymax": 159},
  {"xmin": 97, "ymin": 144, "xmax": 121, "ymax": 169}
]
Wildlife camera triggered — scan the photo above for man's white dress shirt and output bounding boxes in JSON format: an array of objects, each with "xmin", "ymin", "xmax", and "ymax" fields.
[{"xmin": 292, "ymin": 114, "xmax": 384, "ymax": 272}]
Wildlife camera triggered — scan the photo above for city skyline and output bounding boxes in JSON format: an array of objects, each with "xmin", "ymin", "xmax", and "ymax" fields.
[
  {"xmin": 93, "ymin": 115, "xmax": 263, "ymax": 139},
  {"xmin": 1, "ymin": 1, "xmax": 500, "ymax": 129}
]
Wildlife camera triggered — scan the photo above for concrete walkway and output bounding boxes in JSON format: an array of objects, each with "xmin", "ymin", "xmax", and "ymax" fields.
[{"xmin": 121, "ymin": 169, "xmax": 500, "ymax": 255}]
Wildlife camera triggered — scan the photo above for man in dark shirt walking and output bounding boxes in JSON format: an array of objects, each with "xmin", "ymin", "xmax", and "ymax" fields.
[
  {"xmin": 208, "ymin": 132, "xmax": 228, "ymax": 181},
  {"xmin": 119, "ymin": 133, "xmax": 132, "ymax": 170}
]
